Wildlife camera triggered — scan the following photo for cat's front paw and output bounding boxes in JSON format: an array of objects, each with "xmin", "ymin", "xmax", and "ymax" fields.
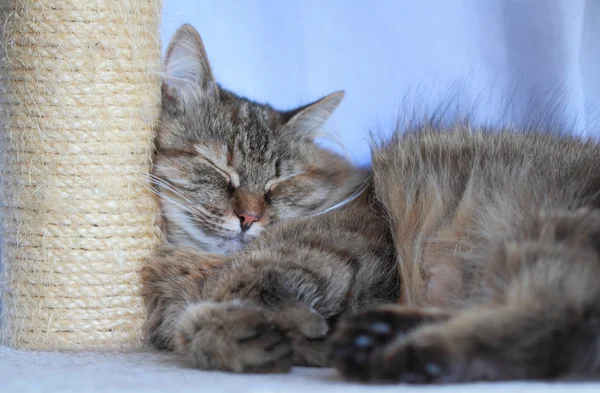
[
  {"xmin": 270, "ymin": 302, "xmax": 330, "ymax": 367},
  {"xmin": 330, "ymin": 305, "xmax": 454, "ymax": 383},
  {"xmin": 175, "ymin": 301, "xmax": 293, "ymax": 373}
]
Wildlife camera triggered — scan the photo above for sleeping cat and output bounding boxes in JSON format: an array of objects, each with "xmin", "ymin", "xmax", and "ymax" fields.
[
  {"xmin": 142, "ymin": 24, "xmax": 375, "ymax": 361},
  {"xmin": 142, "ymin": 24, "xmax": 600, "ymax": 382},
  {"xmin": 152, "ymin": 24, "xmax": 367, "ymax": 256}
]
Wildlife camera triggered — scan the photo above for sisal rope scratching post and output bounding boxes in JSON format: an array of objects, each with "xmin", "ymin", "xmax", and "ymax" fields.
[{"xmin": 0, "ymin": 0, "xmax": 163, "ymax": 350}]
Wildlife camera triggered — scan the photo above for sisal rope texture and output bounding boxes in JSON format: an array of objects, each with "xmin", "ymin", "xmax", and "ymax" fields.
[{"xmin": 0, "ymin": 0, "xmax": 163, "ymax": 350}]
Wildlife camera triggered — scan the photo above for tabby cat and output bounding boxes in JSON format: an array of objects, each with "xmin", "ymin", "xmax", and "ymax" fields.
[{"xmin": 142, "ymin": 24, "xmax": 600, "ymax": 383}]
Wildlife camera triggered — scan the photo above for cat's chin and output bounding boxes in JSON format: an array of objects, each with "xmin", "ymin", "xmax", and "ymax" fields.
[
  {"xmin": 220, "ymin": 238, "xmax": 246, "ymax": 254},
  {"xmin": 216, "ymin": 232, "xmax": 260, "ymax": 255}
]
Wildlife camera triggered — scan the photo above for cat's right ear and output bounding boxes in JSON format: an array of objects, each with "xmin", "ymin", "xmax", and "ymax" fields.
[
  {"xmin": 283, "ymin": 91, "xmax": 345, "ymax": 138},
  {"xmin": 163, "ymin": 24, "xmax": 217, "ymax": 100}
]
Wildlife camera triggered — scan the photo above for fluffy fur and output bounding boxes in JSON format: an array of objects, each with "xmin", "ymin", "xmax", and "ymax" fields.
[
  {"xmin": 330, "ymin": 127, "xmax": 600, "ymax": 383},
  {"xmin": 142, "ymin": 24, "xmax": 600, "ymax": 383},
  {"xmin": 153, "ymin": 24, "xmax": 366, "ymax": 254}
]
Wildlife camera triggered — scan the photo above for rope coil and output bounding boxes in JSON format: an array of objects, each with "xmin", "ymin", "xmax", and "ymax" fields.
[{"xmin": 0, "ymin": 0, "xmax": 163, "ymax": 350}]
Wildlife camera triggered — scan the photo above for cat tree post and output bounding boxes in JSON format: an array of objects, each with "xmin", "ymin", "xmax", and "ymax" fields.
[{"xmin": 0, "ymin": 0, "xmax": 163, "ymax": 350}]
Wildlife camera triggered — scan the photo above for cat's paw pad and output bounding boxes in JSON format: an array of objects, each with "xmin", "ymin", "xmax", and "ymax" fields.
[
  {"xmin": 175, "ymin": 302, "xmax": 293, "ymax": 373},
  {"xmin": 329, "ymin": 306, "xmax": 452, "ymax": 382},
  {"xmin": 377, "ymin": 339, "xmax": 454, "ymax": 383},
  {"xmin": 329, "ymin": 309, "xmax": 401, "ymax": 381}
]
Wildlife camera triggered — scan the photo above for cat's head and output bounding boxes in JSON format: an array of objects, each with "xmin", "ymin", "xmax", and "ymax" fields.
[{"xmin": 153, "ymin": 24, "xmax": 362, "ymax": 254}]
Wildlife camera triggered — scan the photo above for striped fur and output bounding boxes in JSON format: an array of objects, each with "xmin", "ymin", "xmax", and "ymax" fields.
[{"xmin": 142, "ymin": 24, "xmax": 600, "ymax": 382}]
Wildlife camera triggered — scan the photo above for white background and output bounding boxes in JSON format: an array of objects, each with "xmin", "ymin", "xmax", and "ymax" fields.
[
  {"xmin": 0, "ymin": 0, "xmax": 599, "ymax": 313},
  {"xmin": 161, "ymin": 0, "xmax": 600, "ymax": 164}
]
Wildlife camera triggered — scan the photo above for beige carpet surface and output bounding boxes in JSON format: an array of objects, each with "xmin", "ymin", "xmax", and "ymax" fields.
[{"xmin": 2, "ymin": 346, "xmax": 600, "ymax": 393}]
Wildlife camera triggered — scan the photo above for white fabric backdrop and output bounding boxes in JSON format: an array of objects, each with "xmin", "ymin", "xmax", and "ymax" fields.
[
  {"xmin": 0, "ymin": 0, "xmax": 599, "ymax": 316},
  {"xmin": 161, "ymin": 0, "xmax": 600, "ymax": 165}
]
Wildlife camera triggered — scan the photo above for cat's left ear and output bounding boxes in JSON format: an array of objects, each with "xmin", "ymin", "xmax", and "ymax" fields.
[
  {"xmin": 163, "ymin": 24, "xmax": 217, "ymax": 99},
  {"xmin": 283, "ymin": 91, "xmax": 344, "ymax": 137}
]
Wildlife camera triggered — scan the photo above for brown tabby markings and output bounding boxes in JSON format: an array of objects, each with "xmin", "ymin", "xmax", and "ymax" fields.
[
  {"xmin": 151, "ymin": 24, "xmax": 365, "ymax": 255},
  {"xmin": 143, "ymin": 24, "xmax": 600, "ymax": 382},
  {"xmin": 331, "ymin": 129, "xmax": 600, "ymax": 382}
]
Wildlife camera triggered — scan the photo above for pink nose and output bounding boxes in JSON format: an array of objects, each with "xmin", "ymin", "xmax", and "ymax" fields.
[{"xmin": 237, "ymin": 211, "xmax": 260, "ymax": 230}]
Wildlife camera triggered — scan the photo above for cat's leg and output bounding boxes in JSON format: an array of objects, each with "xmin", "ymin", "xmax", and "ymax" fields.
[
  {"xmin": 175, "ymin": 301, "xmax": 296, "ymax": 372},
  {"xmin": 140, "ymin": 246, "xmax": 229, "ymax": 350},
  {"xmin": 141, "ymin": 246, "xmax": 297, "ymax": 372},
  {"xmin": 171, "ymin": 230, "xmax": 390, "ymax": 372},
  {"xmin": 142, "ymin": 246, "xmax": 296, "ymax": 372},
  {"xmin": 171, "ymin": 289, "xmax": 332, "ymax": 372},
  {"xmin": 143, "ymin": 200, "xmax": 395, "ymax": 373},
  {"xmin": 172, "ymin": 250, "xmax": 355, "ymax": 371},
  {"xmin": 331, "ymin": 209, "xmax": 600, "ymax": 383},
  {"xmin": 175, "ymin": 299, "xmax": 327, "ymax": 372}
]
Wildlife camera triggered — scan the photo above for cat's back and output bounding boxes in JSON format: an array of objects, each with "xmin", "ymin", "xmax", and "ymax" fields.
[
  {"xmin": 373, "ymin": 125, "xmax": 600, "ymax": 211},
  {"xmin": 372, "ymin": 125, "xmax": 600, "ymax": 305}
]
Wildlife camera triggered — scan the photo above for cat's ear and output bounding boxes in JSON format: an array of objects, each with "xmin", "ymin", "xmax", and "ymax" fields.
[
  {"xmin": 163, "ymin": 24, "xmax": 217, "ymax": 99},
  {"xmin": 283, "ymin": 91, "xmax": 345, "ymax": 137}
]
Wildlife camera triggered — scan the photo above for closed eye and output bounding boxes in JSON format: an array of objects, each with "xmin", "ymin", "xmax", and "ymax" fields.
[
  {"xmin": 263, "ymin": 169, "xmax": 306, "ymax": 203},
  {"xmin": 227, "ymin": 179, "xmax": 236, "ymax": 195},
  {"xmin": 196, "ymin": 156, "xmax": 239, "ymax": 188},
  {"xmin": 264, "ymin": 189, "xmax": 272, "ymax": 204},
  {"xmin": 275, "ymin": 158, "xmax": 281, "ymax": 178},
  {"xmin": 191, "ymin": 144, "xmax": 240, "ymax": 188}
]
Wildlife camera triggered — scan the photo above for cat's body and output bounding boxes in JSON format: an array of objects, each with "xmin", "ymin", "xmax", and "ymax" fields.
[
  {"xmin": 331, "ymin": 127, "xmax": 600, "ymax": 382},
  {"xmin": 142, "ymin": 25, "xmax": 600, "ymax": 382},
  {"xmin": 143, "ymin": 187, "xmax": 398, "ymax": 368}
]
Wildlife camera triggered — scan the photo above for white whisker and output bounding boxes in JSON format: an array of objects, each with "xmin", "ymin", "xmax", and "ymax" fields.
[
  {"xmin": 131, "ymin": 170, "xmax": 201, "ymax": 209},
  {"xmin": 305, "ymin": 179, "xmax": 370, "ymax": 218},
  {"xmin": 140, "ymin": 182, "xmax": 201, "ymax": 217},
  {"xmin": 129, "ymin": 169, "xmax": 225, "ymax": 224},
  {"xmin": 128, "ymin": 169, "xmax": 239, "ymax": 239},
  {"xmin": 145, "ymin": 173, "xmax": 196, "ymax": 205},
  {"xmin": 147, "ymin": 178, "xmax": 195, "ymax": 205}
]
